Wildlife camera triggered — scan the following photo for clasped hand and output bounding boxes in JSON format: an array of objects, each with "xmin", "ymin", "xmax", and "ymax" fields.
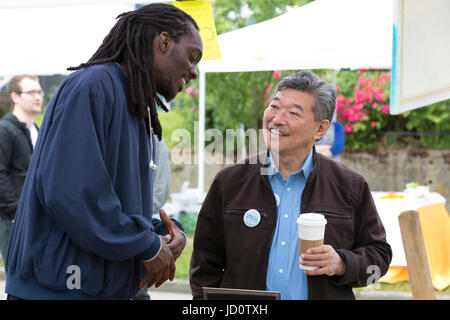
[{"xmin": 139, "ymin": 210, "xmax": 186, "ymax": 289}]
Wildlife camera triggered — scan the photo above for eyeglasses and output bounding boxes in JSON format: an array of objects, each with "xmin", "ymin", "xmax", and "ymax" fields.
[{"xmin": 19, "ymin": 90, "xmax": 44, "ymax": 97}]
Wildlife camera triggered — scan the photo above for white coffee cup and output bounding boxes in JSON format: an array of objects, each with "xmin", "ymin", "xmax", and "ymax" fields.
[{"xmin": 297, "ymin": 213, "xmax": 327, "ymax": 270}]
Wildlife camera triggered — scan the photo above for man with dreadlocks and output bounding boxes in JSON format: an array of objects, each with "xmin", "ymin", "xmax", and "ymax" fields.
[{"xmin": 4, "ymin": 3, "xmax": 202, "ymax": 300}]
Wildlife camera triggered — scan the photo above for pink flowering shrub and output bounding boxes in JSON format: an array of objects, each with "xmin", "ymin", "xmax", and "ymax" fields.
[
  {"xmin": 336, "ymin": 69, "xmax": 397, "ymax": 149},
  {"xmin": 272, "ymin": 70, "xmax": 282, "ymax": 78}
]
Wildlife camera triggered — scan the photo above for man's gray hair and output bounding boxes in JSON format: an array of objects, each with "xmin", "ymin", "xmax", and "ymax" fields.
[{"xmin": 272, "ymin": 71, "xmax": 337, "ymax": 122}]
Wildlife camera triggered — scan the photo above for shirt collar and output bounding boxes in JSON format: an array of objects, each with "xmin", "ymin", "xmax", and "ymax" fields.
[
  {"xmin": 302, "ymin": 148, "xmax": 314, "ymax": 180},
  {"xmin": 267, "ymin": 148, "xmax": 315, "ymax": 181}
]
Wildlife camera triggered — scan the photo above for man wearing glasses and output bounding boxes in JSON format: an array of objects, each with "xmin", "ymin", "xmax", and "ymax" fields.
[{"xmin": 0, "ymin": 75, "xmax": 43, "ymax": 265}]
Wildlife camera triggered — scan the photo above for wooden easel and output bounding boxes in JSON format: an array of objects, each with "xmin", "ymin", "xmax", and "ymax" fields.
[{"xmin": 398, "ymin": 210, "xmax": 436, "ymax": 300}]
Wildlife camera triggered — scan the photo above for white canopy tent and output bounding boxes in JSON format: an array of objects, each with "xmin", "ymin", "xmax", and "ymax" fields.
[
  {"xmin": 0, "ymin": 2, "xmax": 144, "ymax": 79},
  {"xmin": 200, "ymin": 0, "xmax": 393, "ymax": 73},
  {"xmin": 0, "ymin": 0, "xmax": 140, "ymax": 9},
  {"xmin": 196, "ymin": 0, "xmax": 393, "ymax": 195}
]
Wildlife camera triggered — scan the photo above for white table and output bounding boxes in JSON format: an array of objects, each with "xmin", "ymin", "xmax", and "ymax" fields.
[{"xmin": 372, "ymin": 190, "xmax": 446, "ymax": 267}]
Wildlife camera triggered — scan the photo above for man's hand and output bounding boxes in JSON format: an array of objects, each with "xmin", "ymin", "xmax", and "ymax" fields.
[
  {"xmin": 159, "ymin": 209, "xmax": 186, "ymax": 260},
  {"xmin": 299, "ymin": 245, "xmax": 346, "ymax": 277},
  {"xmin": 140, "ymin": 236, "xmax": 175, "ymax": 289}
]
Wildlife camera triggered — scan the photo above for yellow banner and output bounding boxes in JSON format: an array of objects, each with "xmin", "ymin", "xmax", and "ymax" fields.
[{"xmin": 172, "ymin": 0, "xmax": 221, "ymax": 61}]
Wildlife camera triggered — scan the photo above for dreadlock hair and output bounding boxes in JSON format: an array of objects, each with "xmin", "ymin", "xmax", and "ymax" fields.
[{"xmin": 68, "ymin": 3, "xmax": 199, "ymax": 140}]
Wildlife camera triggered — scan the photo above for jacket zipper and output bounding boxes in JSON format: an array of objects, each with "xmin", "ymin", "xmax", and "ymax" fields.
[{"xmin": 312, "ymin": 211, "xmax": 351, "ymax": 219}]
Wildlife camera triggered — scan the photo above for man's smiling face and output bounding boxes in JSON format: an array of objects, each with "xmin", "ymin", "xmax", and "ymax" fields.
[
  {"xmin": 153, "ymin": 23, "xmax": 203, "ymax": 102},
  {"xmin": 263, "ymin": 88, "xmax": 326, "ymax": 156}
]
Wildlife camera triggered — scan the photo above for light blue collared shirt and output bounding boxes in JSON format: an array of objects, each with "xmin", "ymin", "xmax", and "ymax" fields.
[{"xmin": 265, "ymin": 149, "xmax": 314, "ymax": 300}]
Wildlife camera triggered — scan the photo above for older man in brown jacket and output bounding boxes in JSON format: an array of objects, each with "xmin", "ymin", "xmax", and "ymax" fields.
[{"xmin": 189, "ymin": 71, "xmax": 392, "ymax": 300}]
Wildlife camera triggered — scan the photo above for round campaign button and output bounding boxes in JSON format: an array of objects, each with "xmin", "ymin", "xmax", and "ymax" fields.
[
  {"xmin": 243, "ymin": 209, "xmax": 261, "ymax": 228},
  {"xmin": 274, "ymin": 193, "xmax": 280, "ymax": 207}
]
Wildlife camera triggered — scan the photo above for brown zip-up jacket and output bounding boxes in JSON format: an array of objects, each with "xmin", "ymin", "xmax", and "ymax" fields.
[{"xmin": 190, "ymin": 149, "xmax": 392, "ymax": 300}]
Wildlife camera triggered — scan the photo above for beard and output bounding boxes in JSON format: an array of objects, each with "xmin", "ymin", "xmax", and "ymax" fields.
[{"xmin": 156, "ymin": 75, "xmax": 177, "ymax": 102}]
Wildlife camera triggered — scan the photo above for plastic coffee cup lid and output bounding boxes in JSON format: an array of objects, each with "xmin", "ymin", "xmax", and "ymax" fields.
[{"xmin": 296, "ymin": 213, "xmax": 327, "ymax": 226}]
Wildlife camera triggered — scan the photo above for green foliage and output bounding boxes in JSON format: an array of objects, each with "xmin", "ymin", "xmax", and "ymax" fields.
[
  {"xmin": 206, "ymin": 70, "xmax": 272, "ymax": 131},
  {"xmin": 159, "ymin": 105, "xmax": 197, "ymax": 149},
  {"xmin": 0, "ymin": 92, "xmax": 10, "ymax": 118},
  {"xmin": 35, "ymin": 108, "xmax": 45, "ymax": 127},
  {"xmin": 403, "ymin": 100, "xmax": 450, "ymax": 149},
  {"xmin": 329, "ymin": 68, "xmax": 449, "ymax": 150}
]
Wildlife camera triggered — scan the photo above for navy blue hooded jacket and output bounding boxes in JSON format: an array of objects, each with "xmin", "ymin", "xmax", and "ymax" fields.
[{"xmin": 5, "ymin": 63, "xmax": 169, "ymax": 299}]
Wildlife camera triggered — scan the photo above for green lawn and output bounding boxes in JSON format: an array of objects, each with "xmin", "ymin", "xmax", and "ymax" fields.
[
  {"xmin": 354, "ymin": 281, "xmax": 450, "ymax": 295},
  {"xmin": 174, "ymin": 235, "xmax": 193, "ymax": 280}
]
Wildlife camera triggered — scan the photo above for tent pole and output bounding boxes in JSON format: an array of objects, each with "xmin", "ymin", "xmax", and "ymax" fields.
[{"xmin": 198, "ymin": 71, "xmax": 206, "ymax": 200}]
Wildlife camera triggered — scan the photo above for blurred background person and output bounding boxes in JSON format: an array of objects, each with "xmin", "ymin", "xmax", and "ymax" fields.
[
  {"xmin": 315, "ymin": 119, "xmax": 345, "ymax": 161},
  {"xmin": 0, "ymin": 75, "xmax": 43, "ymax": 264}
]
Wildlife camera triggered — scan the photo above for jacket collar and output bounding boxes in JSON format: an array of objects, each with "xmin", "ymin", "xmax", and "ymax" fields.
[
  {"xmin": 3, "ymin": 112, "xmax": 35, "ymax": 148},
  {"xmin": 3, "ymin": 111, "xmax": 33, "ymax": 129}
]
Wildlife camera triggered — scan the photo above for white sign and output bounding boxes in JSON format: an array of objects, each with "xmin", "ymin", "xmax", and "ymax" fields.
[{"xmin": 390, "ymin": 0, "xmax": 450, "ymax": 114}]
